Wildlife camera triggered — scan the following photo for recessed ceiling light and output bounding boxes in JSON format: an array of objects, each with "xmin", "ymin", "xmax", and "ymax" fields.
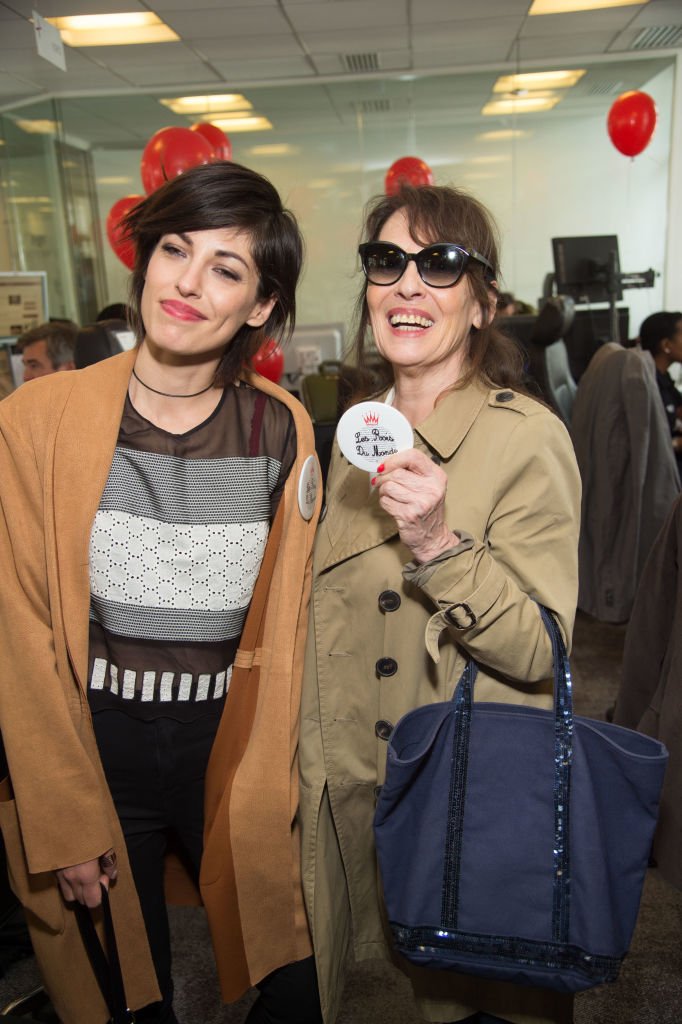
[
  {"xmin": 160, "ymin": 94, "xmax": 252, "ymax": 115},
  {"xmin": 476, "ymin": 129, "xmax": 530, "ymax": 141},
  {"xmin": 529, "ymin": 0, "xmax": 640, "ymax": 13},
  {"xmin": 15, "ymin": 119, "xmax": 59, "ymax": 134},
  {"xmin": 249, "ymin": 144, "xmax": 298, "ymax": 156},
  {"xmin": 46, "ymin": 13, "xmax": 178, "ymax": 46},
  {"xmin": 482, "ymin": 95, "xmax": 561, "ymax": 115},
  {"xmin": 9, "ymin": 196, "xmax": 52, "ymax": 204},
  {"xmin": 209, "ymin": 116, "xmax": 273, "ymax": 133},
  {"xmin": 494, "ymin": 70, "xmax": 585, "ymax": 92},
  {"xmin": 97, "ymin": 176, "xmax": 134, "ymax": 186}
]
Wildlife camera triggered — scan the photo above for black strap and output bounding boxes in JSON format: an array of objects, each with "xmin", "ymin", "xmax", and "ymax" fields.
[{"xmin": 74, "ymin": 885, "xmax": 135, "ymax": 1023}]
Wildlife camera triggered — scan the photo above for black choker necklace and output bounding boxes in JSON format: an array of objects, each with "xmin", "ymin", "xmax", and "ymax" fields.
[{"xmin": 132, "ymin": 366, "xmax": 214, "ymax": 398}]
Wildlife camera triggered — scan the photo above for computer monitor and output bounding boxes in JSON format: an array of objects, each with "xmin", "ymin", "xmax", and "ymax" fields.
[{"xmin": 552, "ymin": 236, "xmax": 623, "ymax": 304}]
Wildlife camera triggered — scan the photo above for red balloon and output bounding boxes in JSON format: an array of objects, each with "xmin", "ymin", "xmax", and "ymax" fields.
[
  {"xmin": 385, "ymin": 156, "xmax": 434, "ymax": 196},
  {"xmin": 251, "ymin": 339, "xmax": 284, "ymax": 383},
  {"xmin": 106, "ymin": 194, "xmax": 144, "ymax": 269},
  {"xmin": 607, "ymin": 91, "xmax": 657, "ymax": 158},
  {"xmin": 190, "ymin": 122, "xmax": 232, "ymax": 161},
  {"xmin": 140, "ymin": 126, "xmax": 215, "ymax": 195}
]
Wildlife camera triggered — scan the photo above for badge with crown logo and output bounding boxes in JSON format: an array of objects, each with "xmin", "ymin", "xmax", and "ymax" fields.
[{"xmin": 336, "ymin": 400, "xmax": 413, "ymax": 473}]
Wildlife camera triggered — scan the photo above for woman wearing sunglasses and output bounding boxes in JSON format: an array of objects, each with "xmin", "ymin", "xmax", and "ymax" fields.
[{"xmin": 299, "ymin": 185, "xmax": 581, "ymax": 1024}]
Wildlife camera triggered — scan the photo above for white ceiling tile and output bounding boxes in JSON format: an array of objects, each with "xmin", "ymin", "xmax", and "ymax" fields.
[
  {"xmin": 516, "ymin": 32, "xmax": 620, "ymax": 59},
  {"xmin": 413, "ymin": 17, "xmax": 525, "ymax": 49},
  {"xmin": 520, "ymin": 8, "xmax": 649, "ymax": 38},
  {"xmin": 285, "ymin": 0, "xmax": 407, "ymax": 32},
  {"xmin": 151, "ymin": 0, "xmax": 278, "ymax": 7},
  {"xmin": 629, "ymin": 0, "xmax": 682, "ymax": 26},
  {"xmin": 74, "ymin": 42, "xmax": 198, "ymax": 66},
  {"xmin": 413, "ymin": 0, "xmax": 530, "ymax": 22},
  {"xmin": 116, "ymin": 63, "xmax": 223, "ymax": 87},
  {"xmin": 297, "ymin": 27, "xmax": 408, "ymax": 51},
  {"xmin": 10, "ymin": 0, "xmax": 148, "ymax": 14},
  {"xmin": 208, "ymin": 57, "xmax": 316, "ymax": 80},
  {"xmin": 161, "ymin": 6, "xmax": 291, "ymax": 37},
  {"xmin": 191, "ymin": 35, "xmax": 304, "ymax": 60}
]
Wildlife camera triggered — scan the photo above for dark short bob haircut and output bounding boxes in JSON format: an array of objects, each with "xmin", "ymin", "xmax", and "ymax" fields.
[
  {"xmin": 639, "ymin": 311, "xmax": 682, "ymax": 356},
  {"xmin": 122, "ymin": 160, "xmax": 303, "ymax": 385},
  {"xmin": 350, "ymin": 184, "xmax": 528, "ymax": 397}
]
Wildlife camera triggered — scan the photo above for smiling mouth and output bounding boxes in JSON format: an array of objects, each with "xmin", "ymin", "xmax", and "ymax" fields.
[
  {"xmin": 389, "ymin": 313, "xmax": 434, "ymax": 330},
  {"xmin": 161, "ymin": 300, "xmax": 207, "ymax": 322}
]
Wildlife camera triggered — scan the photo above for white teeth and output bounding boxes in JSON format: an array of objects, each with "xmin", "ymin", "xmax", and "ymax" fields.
[{"xmin": 389, "ymin": 313, "xmax": 434, "ymax": 328}]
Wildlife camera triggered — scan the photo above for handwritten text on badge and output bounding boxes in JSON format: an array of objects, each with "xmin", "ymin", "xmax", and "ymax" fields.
[{"xmin": 336, "ymin": 401, "xmax": 413, "ymax": 473}]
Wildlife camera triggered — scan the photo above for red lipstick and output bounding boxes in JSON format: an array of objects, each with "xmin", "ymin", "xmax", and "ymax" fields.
[{"xmin": 161, "ymin": 300, "xmax": 207, "ymax": 322}]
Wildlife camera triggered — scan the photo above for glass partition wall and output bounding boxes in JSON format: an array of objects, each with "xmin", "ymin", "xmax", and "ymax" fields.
[{"xmin": 0, "ymin": 55, "xmax": 676, "ymax": 344}]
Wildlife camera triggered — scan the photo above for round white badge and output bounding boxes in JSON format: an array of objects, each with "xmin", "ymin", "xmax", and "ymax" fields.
[
  {"xmin": 297, "ymin": 454, "xmax": 319, "ymax": 521},
  {"xmin": 336, "ymin": 401, "xmax": 414, "ymax": 473}
]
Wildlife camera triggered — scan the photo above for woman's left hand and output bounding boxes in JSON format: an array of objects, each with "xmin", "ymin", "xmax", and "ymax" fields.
[{"xmin": 372, "ymin": 449, "xmax": 459, "ymax": 563}]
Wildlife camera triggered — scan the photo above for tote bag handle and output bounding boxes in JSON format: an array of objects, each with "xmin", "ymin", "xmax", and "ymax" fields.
[
  {"xmin": 446, "ymin": 606, "xmax": 572, "ymax": 943},
  {"xmin": 74, "ymin": 885, "xmax": 135, "ymax": 1024}
]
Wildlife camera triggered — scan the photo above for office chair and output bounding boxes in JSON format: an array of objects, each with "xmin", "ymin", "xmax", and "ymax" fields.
[{"xmin": 526, "ymin": 296, "xmax": 577, "ymax": 425}]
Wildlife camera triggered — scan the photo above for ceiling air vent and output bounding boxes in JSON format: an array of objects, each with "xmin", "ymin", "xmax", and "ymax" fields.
[
  {"xmin": 632, "ymin": 25, "xmax": 682, "ymax": 50},
  {"xmin": 356, "ymin": 98, "xmax": 392, "ymax": 115},
  {"xmin": 342, "ymin": 52, "xmax": 380, "ymax": 73},
  {"xmin": 587, "ymin": 80, "xmax": 625, "ymax": 96}
]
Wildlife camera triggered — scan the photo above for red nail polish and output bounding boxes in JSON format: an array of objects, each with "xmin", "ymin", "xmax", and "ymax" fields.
[
  {"xmin": 377, "ymin": 463, "xmax": 385, "ymax": 473},
  {"xmin": 371, "ymin": 477, "xmax": 376, "ymax": 486}
]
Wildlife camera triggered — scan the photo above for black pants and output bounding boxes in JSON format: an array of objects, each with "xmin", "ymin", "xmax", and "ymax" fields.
[{"xmin": 93, "ymin": 710, "xmax": 322, "ymax": 1024}]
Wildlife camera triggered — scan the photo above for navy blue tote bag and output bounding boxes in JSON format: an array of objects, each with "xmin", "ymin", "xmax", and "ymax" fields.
[{"xmin": 373, "ymin": 606, "xmax": 668, "ymax": 993}]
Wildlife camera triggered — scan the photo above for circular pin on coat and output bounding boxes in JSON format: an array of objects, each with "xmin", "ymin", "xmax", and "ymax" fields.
[
  {"xmin": 336, "ymin": 401, "xmax": 413, "ymax": 473},
  {"xmin": 297, "ymin": 454, "xmax": 319, "ymax": 520}
]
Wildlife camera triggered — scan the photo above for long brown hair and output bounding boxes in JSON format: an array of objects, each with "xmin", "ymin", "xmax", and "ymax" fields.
[
  {"xmin": 122, "ymin": 161, "xmax": 304, "ymax": 385},
  {"xmin": 349, "ymin": 185, "xmax": 528, "ymax": 397}
]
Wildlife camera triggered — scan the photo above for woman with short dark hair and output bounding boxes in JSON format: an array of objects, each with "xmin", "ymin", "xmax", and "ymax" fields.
[{"xmin": 0, "ymin": 161, "xmax": 322, "ymax": 1024}]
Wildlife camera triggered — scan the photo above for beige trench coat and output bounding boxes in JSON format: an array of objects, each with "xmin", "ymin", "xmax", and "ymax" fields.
[
  {"xmin": 300, "ymin": 382, "xmax": 581, "ymax": 1024},
  {"xmin": 0, "ymin": 350, "xmax": 321, "ymax": 1022}
]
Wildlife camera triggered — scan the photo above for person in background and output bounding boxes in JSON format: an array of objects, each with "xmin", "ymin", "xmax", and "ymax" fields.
[
  {"xmin": 496, "ymin": 292, "xmax": 536, "ymax": 317},
  {"xmin": 0, "ymin": 160, "xmax": 322, "ymax": 1024},
  {"xmin": 638, "ymin": 310, "xmax": 682, "ymax": 471},
  {"xmin": 16, "ymin": 320, "xmax": 77, "ymax": 382},
  {"xmin": 299, "ymin": 184, "xmax": 580, "ymax": 1024},
  {"xmin": 96, "ymin": 302, "xmax": 130, "ymax": 322}
]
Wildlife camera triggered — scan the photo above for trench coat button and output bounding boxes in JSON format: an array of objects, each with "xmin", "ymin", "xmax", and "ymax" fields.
[
  {"xmin": 376, "ymin": 657, "xmax": 398, "ymax": 677},
  {"xmin": 496, "ymin": 390, "xmax": 514, "ymax": 402},
  {"xmin": 375, "ymin": 720, "xmax": 393, "ymax": 740},
  {"xmin": 378, "ymin": 590, "xmax": 401, "ymax": 612}
]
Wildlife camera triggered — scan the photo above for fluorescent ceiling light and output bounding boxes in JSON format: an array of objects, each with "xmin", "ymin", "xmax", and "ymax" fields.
[
  {"xmin": 482, "ymin": 95, "xmax": 560, "ymax": 115},
  {"xmin": 15, "ymin": 119, "xmax": 59, "ymax": 134},
  {"xmin": 249, "ymin": 144, "xmax": 298, "ymax": 156},
  {"xmin": 160, "ymin": 94, "xmax": 251, "ymax": 115},
  {"xmin": 97, "ymin": 176, "xmax": 134, "ymax": 186},
  {"xmin": 529, "ymin": 0, "xmax": 641, "ymax": 13},
  {"xmin": 9, "ymin": 196, "xmax": 52, "ymax": 204},
  {"xmin": 476, "ymin": 129, "xmax": 530, "ymax": 141},
  {"xmin": 210, "ymin": 116, "xmax": 273, "ymax": 133},
  {"xmin": 46, "ymin": 13, "xmax": 178, "ymax": 46},
  {"xmin": 494, "ymin": 70, "xmax": 585, "ymax": 92}
]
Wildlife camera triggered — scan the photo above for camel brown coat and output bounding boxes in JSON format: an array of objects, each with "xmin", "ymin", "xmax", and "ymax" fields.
[
  {"xmin": 300, "ymin": 382, "xmax": 581, "ymax": 1024},
  {"xmin": 0, "ymin": 349, "xmax": 321, "ymax": 1023}
]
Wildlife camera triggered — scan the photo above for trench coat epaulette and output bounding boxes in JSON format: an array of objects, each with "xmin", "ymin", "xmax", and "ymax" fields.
[{"xmin": 487, "ymin": 389, "xmax": 544, "ymax": 417}]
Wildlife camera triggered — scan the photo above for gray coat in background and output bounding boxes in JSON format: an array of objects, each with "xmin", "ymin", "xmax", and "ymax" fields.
[
  {"xmin": 571, "ymin": 343, "xmax": 680, "ymax": 623},
  {"xmin": 614, "ymin": 492, "xmax": 682, "ymax": 892}
]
